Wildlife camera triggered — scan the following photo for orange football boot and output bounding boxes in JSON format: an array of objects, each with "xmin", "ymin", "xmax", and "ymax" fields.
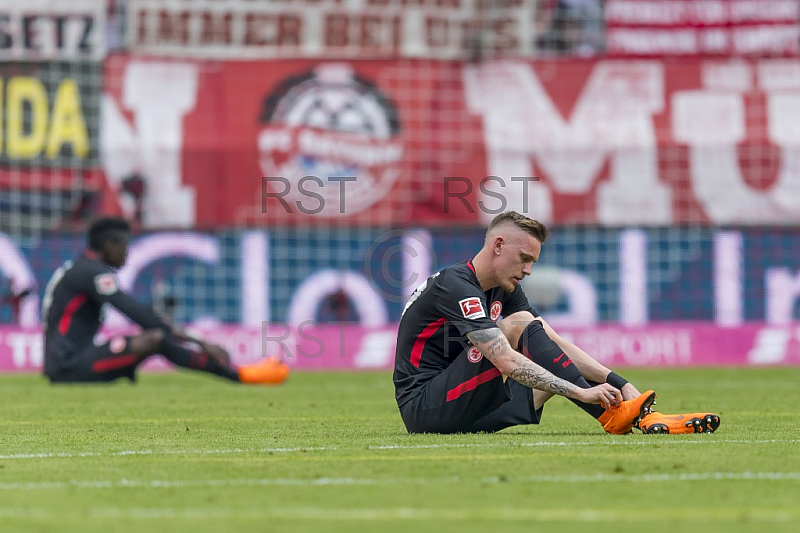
[
  {"xmin": 637, "ymin": 411, "xmax": 720, "ymax": 434},
  {"xmin": 597, "ymin": 390, "xmax": 657, "ymax": 434},
  {"xmin": 238, "ymin": 357, "xmax": 290, "ymax": 385}
]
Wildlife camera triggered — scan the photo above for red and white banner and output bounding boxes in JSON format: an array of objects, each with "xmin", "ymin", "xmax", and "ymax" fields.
[
  {"xmin": 3, "ymin": 323, "xmax": 799, "ymax": 372},
  {"xmin": 606, "ymin": 0, "xmax": 800, "ymax": 56},
  {"xmin": 102, "ymin": 57, "xmax": 423, "ymax": 227},
  {"xmin": 101, "ymin": 56, "xmax": 800, "ymax": 228},
  {"xmin": 127, "ymin": 0, "xmax": 535, "ymax": 59}
]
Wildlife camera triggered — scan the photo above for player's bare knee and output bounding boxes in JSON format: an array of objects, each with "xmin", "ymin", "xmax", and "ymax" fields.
[
  {"xmin": 499, "ymin": 311, "xmax": 536, "ymax": 348},
  {"xmin": 130, "ymin": 329, "xmax": 165, "ymax": 355}
]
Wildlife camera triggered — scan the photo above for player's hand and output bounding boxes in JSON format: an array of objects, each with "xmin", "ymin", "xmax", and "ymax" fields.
[
  {"xmin": 577, "ymin": 384, "xmax": 622, "ymax": 409},
  {"xmin": 201, "ymin": 342, "xmax": 231, "ymax": 367},
  {"xmin": 621, "ymin": 382, "xmax": 641, "ymax": 401}
]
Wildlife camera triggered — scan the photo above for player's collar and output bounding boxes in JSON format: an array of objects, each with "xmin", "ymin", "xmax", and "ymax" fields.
[
  {"xmin": 84, "ymin": 249, "xmax": 98, "ymax": 260},
  {"xmin": 465, "ymin": 259, "xmax": 482, "ymax": 286},
  {"xmin": 466, "ymin": 259, "xmax": 476, "ymax": 275}
]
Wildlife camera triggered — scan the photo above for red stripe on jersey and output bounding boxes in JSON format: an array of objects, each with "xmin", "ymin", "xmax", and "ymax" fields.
[
  {"xmin": 92, "ymin": 354, "xmax": 138, "ymax": 373},
  {"xmin": 190, "ymin": 353, "xmax": 209, "ymax": 369},
  {"xmin": 446, "ymin": 367, "xmax": 502, "ymax": 402},
  {"xmin": 466, "ymin": 260, "xmax": 476, "ymax": 274},
  {"xmin": 58, "ymin": 295, "xmax": 87, "ymax": 335},
  {"xmin": 410, "ymin": 317, "xmax": 447, "ymax": 368}
]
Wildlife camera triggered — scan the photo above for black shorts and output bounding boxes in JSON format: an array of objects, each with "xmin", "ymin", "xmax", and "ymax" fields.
[
  {"xmin": 47, "ymin": 336, "xmax": 141, "ymax": 383},
  {"xmin": 398, "ymin": 350, "xmax": 542, "ymax": 434}
]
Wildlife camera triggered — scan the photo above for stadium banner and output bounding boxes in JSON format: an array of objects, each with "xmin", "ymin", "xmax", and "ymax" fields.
[
  {"xmin": 102, "ymin": 55, "xmax": 800, "ymax": 228},
  {"xmin": 126, "ymin": 0, "xmax": 535, "ymax": 59},
  {"xmin": 605, "ymin": 0, "xmax": 800, "ymax": 56},
  {"xmin": 102, "ymin": 56, "xmax": 427, "ymax": 227},
  {"xmin": 0, "ymin": 61, "xmax": 101, "ymax": 170},
  {"xmin": 0, "ymin": 60, "xmax": 105, "ymax": 232},
  {"xmin": 2, "ymin": 323, "xmax": 799, "ymax": 373},
  {"xmin": 0, "ymin": 0, "xmax": 105, "ymax": 61}
]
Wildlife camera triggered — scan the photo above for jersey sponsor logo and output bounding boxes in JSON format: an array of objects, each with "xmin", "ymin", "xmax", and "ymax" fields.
[
  {"xmin": 95, "ymin": 274, "xmax": 118, "ymax": 295},
  {"xmin": 467, "ymin": 346, "xmax": 483, "ymax": 363},
  {"xmin": 109, "ymin": 336, "xmax": 127, "ymax": 354},
  {"xmin": 490, "ymin": 301, "xmax": 502, "ymax": 322},
  {"xmin": 458, "ymin": 297, "xmax": 485, "ymax": 319}
]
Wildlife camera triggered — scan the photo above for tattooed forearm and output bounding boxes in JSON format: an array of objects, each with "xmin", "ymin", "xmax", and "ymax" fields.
[
  {"xmin": 466, "ymin": 328, "xmax": 581, "ymax": 399},
  {"xmin": 485, "ymin": 337, "xmax": 507, "ymax": 358},
  {"xmin": 466, "ymin": 328, "xmax": 510, "ymax": 360},
  {"xmin": 466, "ymin": 328, "xmax": 501, "ymax": 345},
  {"xmin": 508, "ymin": 366, "xmax": 578, "ymax": 397}
]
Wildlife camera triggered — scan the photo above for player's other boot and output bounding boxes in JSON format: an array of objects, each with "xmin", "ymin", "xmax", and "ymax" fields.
[
  {"xmin": 637, "ymin": 412, "xmax": 720, "ymax": 434},
  {"xmin": 597, "ymin": 390, "xmax": 657, "ymax": 435},
  {"xmin": 238, "ymin": 357, "xmax": 290, "ymax": 385}
]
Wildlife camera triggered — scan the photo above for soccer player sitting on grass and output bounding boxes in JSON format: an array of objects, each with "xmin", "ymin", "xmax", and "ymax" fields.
[
  {"xmin": 393, "ymin": 211, "xmax": 720, "ymax": 435},
  {"xmin": 41, "ymin": 217, "xmax": 289, "ymax": 385}
]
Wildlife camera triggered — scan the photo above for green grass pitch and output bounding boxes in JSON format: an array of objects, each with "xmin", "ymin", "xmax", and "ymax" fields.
[{"xmin": 1, "ymin": 367, "xmax": 799, "ymax": 533}]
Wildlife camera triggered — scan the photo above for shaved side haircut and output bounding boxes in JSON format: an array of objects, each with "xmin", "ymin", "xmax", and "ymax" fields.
[{"xmin": 486, "ymin": 211, "xmax": 550, "ymax": 244}]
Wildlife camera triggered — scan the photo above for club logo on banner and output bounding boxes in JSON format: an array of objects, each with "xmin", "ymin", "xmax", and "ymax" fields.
[{"xmin": 257, "ymin": 63, "xmax": 403, "ymax": 217}]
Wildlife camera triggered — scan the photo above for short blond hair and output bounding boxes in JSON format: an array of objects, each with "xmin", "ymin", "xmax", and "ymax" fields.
[{"xmin": 487, "ymin": 211, "xmax": 549, "ymax": 243}]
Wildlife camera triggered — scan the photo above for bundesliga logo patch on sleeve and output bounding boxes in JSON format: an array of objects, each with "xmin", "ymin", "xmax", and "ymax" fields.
[
  {"xmin": 458, "ymin": 297, "xmax": 486, "ymax": 319},
  {"xmin": 95, "ymin": 274, "xmax": 118, "ymax": 295}
]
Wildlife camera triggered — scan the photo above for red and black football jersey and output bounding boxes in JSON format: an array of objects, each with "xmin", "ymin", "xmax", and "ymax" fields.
[
  {"xmin": 393, "ymin": 260, "xmax": 537, "ymax": 406},
  {"xmin": 41, "ymin": 251, "xmax": 170, "ymax": 378}
]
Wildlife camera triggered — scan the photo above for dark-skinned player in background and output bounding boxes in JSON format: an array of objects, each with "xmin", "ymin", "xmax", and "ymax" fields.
[{"xmin": 42, "ymin": 218, "xmax": 288, "ymax": 385}]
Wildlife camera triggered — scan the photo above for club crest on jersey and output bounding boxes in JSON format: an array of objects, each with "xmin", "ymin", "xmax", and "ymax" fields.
[
  {"xmin": 95, "ymin": 274, "xmax": 118, "ymax": 295},
  {"xmin": 490, "ymin": 301, "xmax": 502, "ymax": 322},
  {"xmin": 467, "ymin": 346, "xmax": 483, "ymax": 363},
  {"xmin": 458, "ymin": 297, "xmax": 485, "ymax": 319}
]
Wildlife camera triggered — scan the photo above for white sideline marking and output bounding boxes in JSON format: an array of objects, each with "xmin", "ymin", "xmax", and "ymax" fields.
[
  {"xmin": 0, "ymin": 446, "xmax": 334, "ymax": 460},
  {"xmin": 368, "ymin": 438, "xmax": 800, "ymax": 450},
  {"xmin": 1, "ymin": 438, "xmax": 797, "ymax": 461},
  {"xmin": 481, "ymin": 472, "xmax": 800, "ymax": 483},
  {"xmin": 0, "ymin": 472, "xmax": 798, "ymax": 492},
  {"xmin": 0, "ymin": 506, "xmax": 795, "ymax": 522}
]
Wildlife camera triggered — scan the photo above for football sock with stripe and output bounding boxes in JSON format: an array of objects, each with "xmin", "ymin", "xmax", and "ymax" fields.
[
  {"xmin": 158, "ymin": 337, "xmax": 240, "ymax": 382},
  {"xmin": 517, "ymin": 321, "xmax": 605, "ymax": 419}
]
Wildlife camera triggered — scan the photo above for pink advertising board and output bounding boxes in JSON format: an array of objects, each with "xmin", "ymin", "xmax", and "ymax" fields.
[{"xmin": 2, "ymin": 323, "xmax": 799, "ymax": 373}]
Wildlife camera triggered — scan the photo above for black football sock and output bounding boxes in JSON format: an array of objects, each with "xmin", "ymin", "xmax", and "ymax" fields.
[
  {"xmin": 158, "ymin": 338, "xmax": 240, "ymax": 382},
  {"xmin": 517, "ymin": 321, "xmax": 605, "ymax": 419}
]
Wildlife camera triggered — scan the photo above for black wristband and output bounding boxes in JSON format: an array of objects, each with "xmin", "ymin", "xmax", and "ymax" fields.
[{"xmin": 606, "ymin": 371, "xmax": 629, "ymax": 389}]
